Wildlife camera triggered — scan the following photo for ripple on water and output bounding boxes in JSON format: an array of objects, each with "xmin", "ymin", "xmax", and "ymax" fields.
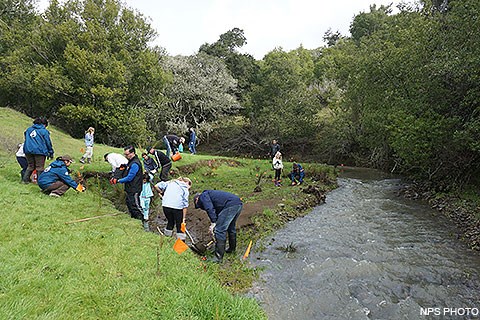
[{"xmin": 251, "ymin": 173, "xmax": 480, "ymax": 320}]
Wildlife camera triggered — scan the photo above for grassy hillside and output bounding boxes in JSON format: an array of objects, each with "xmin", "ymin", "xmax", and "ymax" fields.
[{"xmin": 0, "ymin": 108, "xmax": 267, "ymax": 319}]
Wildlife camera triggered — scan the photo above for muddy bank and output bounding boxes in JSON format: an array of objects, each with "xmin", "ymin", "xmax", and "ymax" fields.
[
  {"xmin": 148, "ymin": 184, "xmax": 329, "ymax": 250},
  {"xmin": 81, "ymin": 169, "xmax": 332, "ymax": 252},
  {"xmin": 148, "ymin": 197, "xmax": 284, "ymax": 247},
  {"xmin": 402, "ymin": 182, "xmax": 480, "ymax": 250}
]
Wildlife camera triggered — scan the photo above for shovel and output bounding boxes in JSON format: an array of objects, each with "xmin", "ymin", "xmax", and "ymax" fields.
[{"xmin": 185, "ymin": 228, "xmax": 211, "ymax": 255}]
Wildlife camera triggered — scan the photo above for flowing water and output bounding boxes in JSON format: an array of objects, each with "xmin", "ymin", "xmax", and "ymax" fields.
[{"xmin": 250, "ymin": 167, "xmax": 480, "ymax": 320}]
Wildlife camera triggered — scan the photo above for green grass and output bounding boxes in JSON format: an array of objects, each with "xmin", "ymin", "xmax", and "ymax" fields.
[
  {"xmin": 0, "ymin": 107, "xmax": 339, "ymax": 318},
  {"xmin": 0, "ymin": 108, "xmax": 267, "ymax": 320}
]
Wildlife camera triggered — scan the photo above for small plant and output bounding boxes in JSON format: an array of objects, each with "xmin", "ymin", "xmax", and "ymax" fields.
[{"xmin": 277, "ymin": 242, "xmax": 297, "ymax": 253}]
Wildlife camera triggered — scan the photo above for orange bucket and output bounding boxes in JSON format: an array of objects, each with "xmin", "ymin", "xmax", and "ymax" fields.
[{"xmin": 171, "ymin": 152, "xmax": 182, "ymax": 162}]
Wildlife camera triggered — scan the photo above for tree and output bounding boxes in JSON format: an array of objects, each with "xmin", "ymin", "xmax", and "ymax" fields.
[
  {"xmin": 315, "ymin": 0, "xmax": 480, "ymax": 186},
  {"xmin": 0, "ymin": 0, "xmax": 38, "ymax": 111},
  {"xmin": 323, "ymin": 28, "xmax": 342, "ymax": 47},
  {"xmin": 245, "ymin": 47, "xmax": 322, "ymax": 154},
  {"xmin": 150, "ymin": 52, "xmax": 239, "ymax": 140},
  {"xmin": 0, "ymin": 0, "xmax": 169, "ymax": 145},
  {"xmin": 199, "ymin": 28, "xmax": 259, "ymax": 104},
  {"xmin": 349, "ymin": 5, "xmax": 392, "ymax": 43},
  {"xmin": 199, "ymin": 27, "xmax": 246, "ymax": 58}
]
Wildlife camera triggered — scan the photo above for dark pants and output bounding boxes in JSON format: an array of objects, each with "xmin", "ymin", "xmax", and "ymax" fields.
[
  {"xmin": 214, "ymin": 204, "xmax": 242, "ymax": 242},
  {"xmin": 125, "ymin": 192, "xmax": 143, "ymax": 220},
  {"xmin": 42, "ymin": 181, "xmax": 70, "ymax": 196},
  {"xmin": 188, "ymin": 141, "xmax": 196, "ymax": 154},
  {"xmin": 274, "ymin": 169, "xmax": 282, "ymax": 180},
  {"xmin": 113, "ymin": 167, "xmax": 125, "ymax": 179},
  {"xmin": 23, "ymin": 154, "xmax": 46, "ymax": 182},
  {"xmin": 17, "ymin": 156, "xmax": 28, "ymax": 178},
  {"xmin": 160, "ymin": 162, "xmax": 172, "ymax": 181},
  {"xmin": 163, "ymin": 206, "xmax": 183, "ymax": 233}
]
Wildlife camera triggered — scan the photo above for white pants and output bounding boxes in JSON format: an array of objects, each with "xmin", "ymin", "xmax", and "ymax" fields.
[{"xmin": 83, "ymin": 146, "xmax": 93, "ymax": 159}]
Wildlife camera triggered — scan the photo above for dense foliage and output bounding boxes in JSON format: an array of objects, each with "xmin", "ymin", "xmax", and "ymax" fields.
[
  {"xmin": 1, "ymin": 0, "xmax": 479, "ymax": 188},
  {"xmin": 315, "ymin": 0, "xmax": 480, "ymax": 186},
  {"xmin": 0, "ymin": 0, "xmax": 167, "ymax": 144}
]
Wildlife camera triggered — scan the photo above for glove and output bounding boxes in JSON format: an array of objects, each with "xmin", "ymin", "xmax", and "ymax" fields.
[
  {"xmin": 109, "ymin": 178, "xmax": 118, "ymax": 185},
  {"xmin": 209, "ymin": 223, "xmax": 216, "ymax": 234},
  {"xmin": 76, "ymin": 184, "xmax": 85, "ymax": 192},
  {"xmin": 181, "ymin": 222, "xmax": 186, "ymax": 233}
]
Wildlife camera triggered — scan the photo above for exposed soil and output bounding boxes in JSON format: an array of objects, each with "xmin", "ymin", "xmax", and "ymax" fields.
[
  {"xmin": 148, "ymin": 197, "xmax": 282, "ymax": 250},
  {"xmin": 81, "ymin": 169, "xmax": 283, "ymax": 237},
  {"xmin": 81, "ymin": 168, "xmax": 330, "ymax": 255}
]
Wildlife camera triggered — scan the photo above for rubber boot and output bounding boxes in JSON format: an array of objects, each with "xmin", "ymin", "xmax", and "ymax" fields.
[
  {"xmin": 176, "ymin": 232, "xmax": 186, "ymax": 241},
  {"xmin": 142, "ymin": 220, "xmax": 150, "ymax": 232},
  {"xmin": 210, "ymin": 239, "xmax": 226, "ymax": 263},
  {"xmin": 22, "ymin": 168, "xmax": 33, "ymax": 183},
  {"xmin": 226, "ymin": 234, "xmax": 237, "ymax": 253}
]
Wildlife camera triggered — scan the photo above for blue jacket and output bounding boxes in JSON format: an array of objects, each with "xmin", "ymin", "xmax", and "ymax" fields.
[
  {"xmin": 38, "ymin": 160, "xmax": 78, "ymax": 190},
  {"xmin": 189, "ymin": 131, "xmax": 196, "ymax": 144},
  {"xmin": 24, "ymin": 124, "xmax": 54, "ymax": 156},
  {"xmin": 196, "ymin": 190, "xmax": 242, "ymax": 223}
]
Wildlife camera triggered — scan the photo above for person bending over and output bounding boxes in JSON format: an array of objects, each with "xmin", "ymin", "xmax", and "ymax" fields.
[{"xmin": 194, "ymin": 190, "xmax": 243, "ymax": 263}]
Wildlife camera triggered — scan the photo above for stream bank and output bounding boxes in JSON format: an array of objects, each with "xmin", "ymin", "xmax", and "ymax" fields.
[
  {"xmin": 402, "ymin": 182, "xmax": 480, "ymax": 251},
  {"xmin": 81, "ymin": 166, "xmax": 338, "ymax": 255},
  {"xmin": 250, "ymin": 167, "xmax": 480, "ymax": 319}
]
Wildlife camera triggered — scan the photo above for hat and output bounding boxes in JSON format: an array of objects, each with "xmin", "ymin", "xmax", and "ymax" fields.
[
  {"xmin": 59, "ymin": 155, "xmax": 74, "ymax": 162},
  {"xmin": 178, "ymin": 177, "xmax": 192, "ymax": 187},
  {"xmin": 194, "ymin": 193, "xmax": 201, "ymax": 208}
]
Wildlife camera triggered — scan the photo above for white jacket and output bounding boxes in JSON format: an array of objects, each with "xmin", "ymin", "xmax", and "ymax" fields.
[
  {"xmin": 273, "ymin": 158, "xmax": 283, "ymax": 170},
  {"xmin": 107, "ymin": 153, "xmax": 128, "ymax": 171}
]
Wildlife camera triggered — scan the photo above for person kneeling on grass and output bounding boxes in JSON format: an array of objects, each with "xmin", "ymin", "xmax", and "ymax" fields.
[
  {"xmin": 38, "ymin": 155, "xmax": 85, "ymax": 197},
  {"xmin": 194, "ymin": 190, "xmax": 243, "ymax": 263},
  {"xmin": 288, "ymin": 162, "xmax": 305, "ymax": 186}
]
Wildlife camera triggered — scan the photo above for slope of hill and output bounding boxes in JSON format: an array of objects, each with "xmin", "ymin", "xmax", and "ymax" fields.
[{"xmin": 0, "ymin": 107, "xmax": 266, "ymax": 320}]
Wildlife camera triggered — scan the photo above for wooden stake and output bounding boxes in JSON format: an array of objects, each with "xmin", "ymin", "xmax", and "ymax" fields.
[
  {"xmin": 156, "ymin": 226, "xmax": 165, "ymax": 236},
  {"xmin": 65, "ymin": 213, "xmax": 120, "ymax": 224},
  {"xmin": 242, "ymin": 240, "xmax": 253, "ymax": 260},
  {"xmin": 156, "ymin": 234, "xmax": 164, "ymax": 276}
]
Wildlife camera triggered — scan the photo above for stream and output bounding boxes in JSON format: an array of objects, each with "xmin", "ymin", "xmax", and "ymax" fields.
[{"xmin": 250, "ymin": 167, "xmax": 480, "ymax": 319}]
